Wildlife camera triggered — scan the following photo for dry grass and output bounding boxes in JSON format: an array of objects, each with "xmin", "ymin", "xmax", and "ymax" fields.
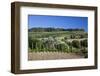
[{"xmin": 28, "ymin": 52, "xmax": 84, "ymax": 60}]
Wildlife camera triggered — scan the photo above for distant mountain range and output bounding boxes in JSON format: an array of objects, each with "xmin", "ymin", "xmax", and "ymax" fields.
[{"xmin": 28, "ymin": 27, "xmax": 85, "ymax": 32}]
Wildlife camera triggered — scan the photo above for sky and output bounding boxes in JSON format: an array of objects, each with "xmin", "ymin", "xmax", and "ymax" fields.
[{"xmin": 28, "ymin": 15, "xmax": 88, "ymax": 32}]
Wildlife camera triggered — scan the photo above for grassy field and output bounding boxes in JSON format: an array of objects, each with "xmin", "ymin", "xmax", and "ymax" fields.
[{"xmin": 28, "ymin": 28, "xmax": 88, "ymax": 60}]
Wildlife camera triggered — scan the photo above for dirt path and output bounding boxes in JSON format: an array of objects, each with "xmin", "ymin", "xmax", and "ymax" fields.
[{"xmin": 28, "ymin": 52, "xmax": 84, "ymax": 60}]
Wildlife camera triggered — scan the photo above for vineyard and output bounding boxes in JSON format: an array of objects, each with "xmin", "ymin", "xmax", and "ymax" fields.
[{"xmin": 28, "ymin": 28, "xmax": 88, "ymax": 60}]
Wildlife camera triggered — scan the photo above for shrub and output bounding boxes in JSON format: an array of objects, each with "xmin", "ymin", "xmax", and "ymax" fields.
[
  {"xmin": 80, "ymin": 39, "xmax": 88, "ymax": 47},
  {"xmin": 72, "ymin": 47, "xmax": 80, "ymax": 53},
  {"xmin": 55, "ymin": 43, "xmax": 68, "ymax": 52},
  {"xmin": 64, "ymin": 36, "xmax": 68, "ymax": 40},
  {"xmin": 72, "ymin": 40, "xmax": 80, "ymax": 48},
  {"xmin": 80, "ymin": 48, "xmax": 88, "ymax": 58},
  {"xmin": 70, "ymin": 35, "xmax": 75, "ymax": 39}
]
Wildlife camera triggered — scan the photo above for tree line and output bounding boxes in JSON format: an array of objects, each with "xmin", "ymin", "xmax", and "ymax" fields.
[{"xmin": 28, "ymin": 27, "xmax": 85, "ymax": 32}]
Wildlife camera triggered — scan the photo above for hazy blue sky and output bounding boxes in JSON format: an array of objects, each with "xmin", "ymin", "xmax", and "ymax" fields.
[{"xmin": 28, "ymin": 15, "xmax": 88, "ymax": 32}]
